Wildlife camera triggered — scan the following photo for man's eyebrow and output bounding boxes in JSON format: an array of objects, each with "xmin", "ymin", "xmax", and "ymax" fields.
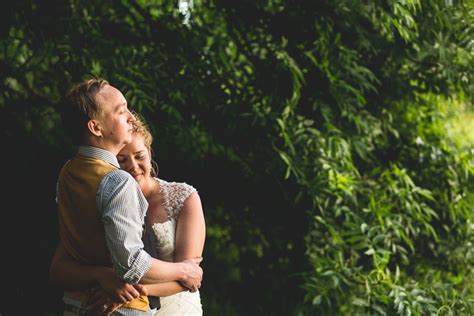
[{"xmin": 114, "ymin": 101, "xmax": 127, "ymax": 111}]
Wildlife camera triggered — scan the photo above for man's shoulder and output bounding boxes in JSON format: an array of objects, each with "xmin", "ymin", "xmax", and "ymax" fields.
[
  {"xmin": 97, "ymin": 169, "xmax": 142, "ymax": 208},
  {"xmin": 101, "ymin": 169, "xmax": 136, "ymax": 187}
]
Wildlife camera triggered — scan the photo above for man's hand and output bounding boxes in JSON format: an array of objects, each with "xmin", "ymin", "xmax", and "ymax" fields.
[
  {"xmin": 179, "ymin": 257, "xmax": 203, "ymax": 292},
  {"xmin": 96, "ymin": 267, "xmax": 148, "ymax": 302},
  {"xmin": 85, "ymin": 282, "xmax": 147, "ymax": 316},
  {"xmin": 85, "ymin": 288, "xmax": 122, "ymax": 316}
]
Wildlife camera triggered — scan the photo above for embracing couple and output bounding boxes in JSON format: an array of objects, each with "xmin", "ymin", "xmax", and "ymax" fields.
[{"xmin": 49, "ymin": 78, "xmax": 206, "ymax": 315}]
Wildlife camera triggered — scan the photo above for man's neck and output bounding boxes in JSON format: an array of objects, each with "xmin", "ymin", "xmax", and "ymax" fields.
[{"xmin": 84, "ymin": 138, "xmax": 124, "ymax": 156}]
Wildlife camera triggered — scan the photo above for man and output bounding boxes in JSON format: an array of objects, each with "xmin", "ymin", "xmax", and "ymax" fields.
[{"xmin": 50, "ymin": 78, "xmax": 202, "ymax": 315}]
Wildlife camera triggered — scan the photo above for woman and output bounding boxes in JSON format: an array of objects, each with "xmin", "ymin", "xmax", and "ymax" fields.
[{"xmin": 50, "ymin": 114, "xmax": 206, "ymax": 315}]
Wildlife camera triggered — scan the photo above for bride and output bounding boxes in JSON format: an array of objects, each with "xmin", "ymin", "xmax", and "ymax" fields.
[
  {"xmin": 118, "ymin": 115, "xmax": 205, "ymax": 315},
  {"xmin": 50, "ymin": 114, "xmax": 205, "ymax": 316}
]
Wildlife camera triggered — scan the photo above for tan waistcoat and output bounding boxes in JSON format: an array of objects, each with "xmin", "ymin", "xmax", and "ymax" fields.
[{"xmin": 57, "ymin": 154, "xmax": 149, "ymax": 311}]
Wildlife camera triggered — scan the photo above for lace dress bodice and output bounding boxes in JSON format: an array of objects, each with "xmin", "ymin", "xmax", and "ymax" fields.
[
  {"xmin": 150, "ymin": 178, "xmax": 202, "ymax": 316},
  {"xmin": 151, "ymin": 178, "xmax": 196, "ymax": 262}
]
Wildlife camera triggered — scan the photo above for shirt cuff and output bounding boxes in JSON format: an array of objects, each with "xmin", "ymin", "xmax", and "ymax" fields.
[{"xmin": 122, "ymin": 250, "xmax": 152, "ymax": 284}]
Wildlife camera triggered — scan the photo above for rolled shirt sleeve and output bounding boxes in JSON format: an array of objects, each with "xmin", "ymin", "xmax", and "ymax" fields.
[{"xmin": 97, "ymin": 169, "xmax": 151, "ymax": 284}]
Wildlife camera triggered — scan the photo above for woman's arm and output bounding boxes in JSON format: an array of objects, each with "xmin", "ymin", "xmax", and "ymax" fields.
[
  {"xmin": 174, "ymin": 191, "xmax": 206, "ymax": 262},
  {"xmin": 143, "ymin": 281, "xmax": 186, "ymax": 297},
  {"xmin": 145, "ymin": 191, "xmax": 206, "ymax": 297}
]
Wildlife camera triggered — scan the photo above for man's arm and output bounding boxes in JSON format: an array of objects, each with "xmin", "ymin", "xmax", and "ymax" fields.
[
  {"xmin": 49, "ymin": 243, "xmax": 144, "ymax": 303},
  {"xmin": 49, "ymin": 243, "xmax": 99, "ymax": 289},
  {"xmin": 100, "ymin": 171, "xmax": 203, "ymax": 288},
  {"xmin": 140, "ymin": 257, "xmax": 203, "ymax": 291},
  {"xmin": 49, "ymin": 243, "xmax": 199, "ymax": 300}
]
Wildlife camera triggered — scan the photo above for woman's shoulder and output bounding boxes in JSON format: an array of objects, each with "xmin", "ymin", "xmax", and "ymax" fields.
[
  {"xmin": 158, "ymin": 178, "xmax": 197, "ymax": 194},
  {"xmin": 157, "ymin": 178, "xmax": 197, "ymax": 218}
]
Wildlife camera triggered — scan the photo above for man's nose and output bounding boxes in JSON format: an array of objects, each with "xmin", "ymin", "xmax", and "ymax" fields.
[{"xmin": 128, "ymin": 109, "xmax": 136, "ymax": 122}]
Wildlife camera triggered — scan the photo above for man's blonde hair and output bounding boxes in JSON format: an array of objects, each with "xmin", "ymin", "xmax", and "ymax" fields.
[{"xmin": 61, "ymin": 78, "xmax": 109, "ymax": 145}]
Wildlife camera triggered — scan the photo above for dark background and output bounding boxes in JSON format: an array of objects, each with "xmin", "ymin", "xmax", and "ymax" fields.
[{"xmin": 1, "ymin": 1, "xmax": 473, "ymax": 315}]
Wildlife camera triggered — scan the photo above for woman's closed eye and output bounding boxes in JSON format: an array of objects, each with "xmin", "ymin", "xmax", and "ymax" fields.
[{"xmin": 135, "ymin": 154, "xmax": 146, "ymax": 161}]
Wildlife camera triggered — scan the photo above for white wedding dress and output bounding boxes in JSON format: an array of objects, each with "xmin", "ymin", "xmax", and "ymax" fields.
[{"xmin": 151, "ymin": 179, "xmax": 203, "ymax": 316}]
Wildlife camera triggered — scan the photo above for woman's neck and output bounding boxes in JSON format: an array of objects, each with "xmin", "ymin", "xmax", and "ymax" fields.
[{"xmin": 143, "ymin": 176, "xmax": 160, "ymax": 200}]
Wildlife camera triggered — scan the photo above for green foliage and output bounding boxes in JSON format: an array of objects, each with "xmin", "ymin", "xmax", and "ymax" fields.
[{"xmin": 1, "ymin": 0, "xmax": 473, "ymax": 315}]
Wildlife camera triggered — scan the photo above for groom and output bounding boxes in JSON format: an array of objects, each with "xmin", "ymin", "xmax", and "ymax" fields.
[{"xmin": 50, "ymin": 78, "xmax": 202, "ymax": 315}]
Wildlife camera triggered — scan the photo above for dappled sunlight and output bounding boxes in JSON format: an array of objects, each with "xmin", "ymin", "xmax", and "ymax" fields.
[{"xmin": 449, "ymin": 105, "xmax": 474, "ymax": 147}]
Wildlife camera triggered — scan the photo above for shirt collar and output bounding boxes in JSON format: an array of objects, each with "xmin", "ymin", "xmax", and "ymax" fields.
[{"xmin": 78, "ymin": 146, "xmax": 120, "ymax": 168}]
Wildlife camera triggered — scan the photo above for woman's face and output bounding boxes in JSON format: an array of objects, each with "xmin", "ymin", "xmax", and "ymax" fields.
[{"xmin": 117, "ymin": 133, "xmax": 152, "ymax": 190}]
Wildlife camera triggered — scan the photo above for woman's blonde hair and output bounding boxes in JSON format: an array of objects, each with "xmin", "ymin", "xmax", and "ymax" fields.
[{"xmin": 132, "ymin": 112, "xmax": 159, "ymax": 177}]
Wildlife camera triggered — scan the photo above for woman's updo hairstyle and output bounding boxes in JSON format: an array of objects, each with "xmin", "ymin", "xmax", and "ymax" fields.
[{"xmin": 131, "ymin": 111, "xmax": 159, "ymax": 177}]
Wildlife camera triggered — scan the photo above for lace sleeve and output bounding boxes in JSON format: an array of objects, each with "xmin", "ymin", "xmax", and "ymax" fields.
[{"xmin": 164, "ymin": 181, "xmax": 197, "ymax": 220}]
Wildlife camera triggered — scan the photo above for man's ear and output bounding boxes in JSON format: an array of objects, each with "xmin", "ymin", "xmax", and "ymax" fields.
[{"xmin": 87, "ymin": 119, "xmax": 103, "ymax": 137}]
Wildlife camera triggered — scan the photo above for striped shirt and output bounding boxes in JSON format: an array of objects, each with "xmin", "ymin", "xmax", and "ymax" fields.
[
  {"xmin": 78, "ymin": 146, "xmax": 152, "ymax": 283},
  {"xmin": 59, "ymin": 146, "xmax": 155, "ymax": 315}
]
